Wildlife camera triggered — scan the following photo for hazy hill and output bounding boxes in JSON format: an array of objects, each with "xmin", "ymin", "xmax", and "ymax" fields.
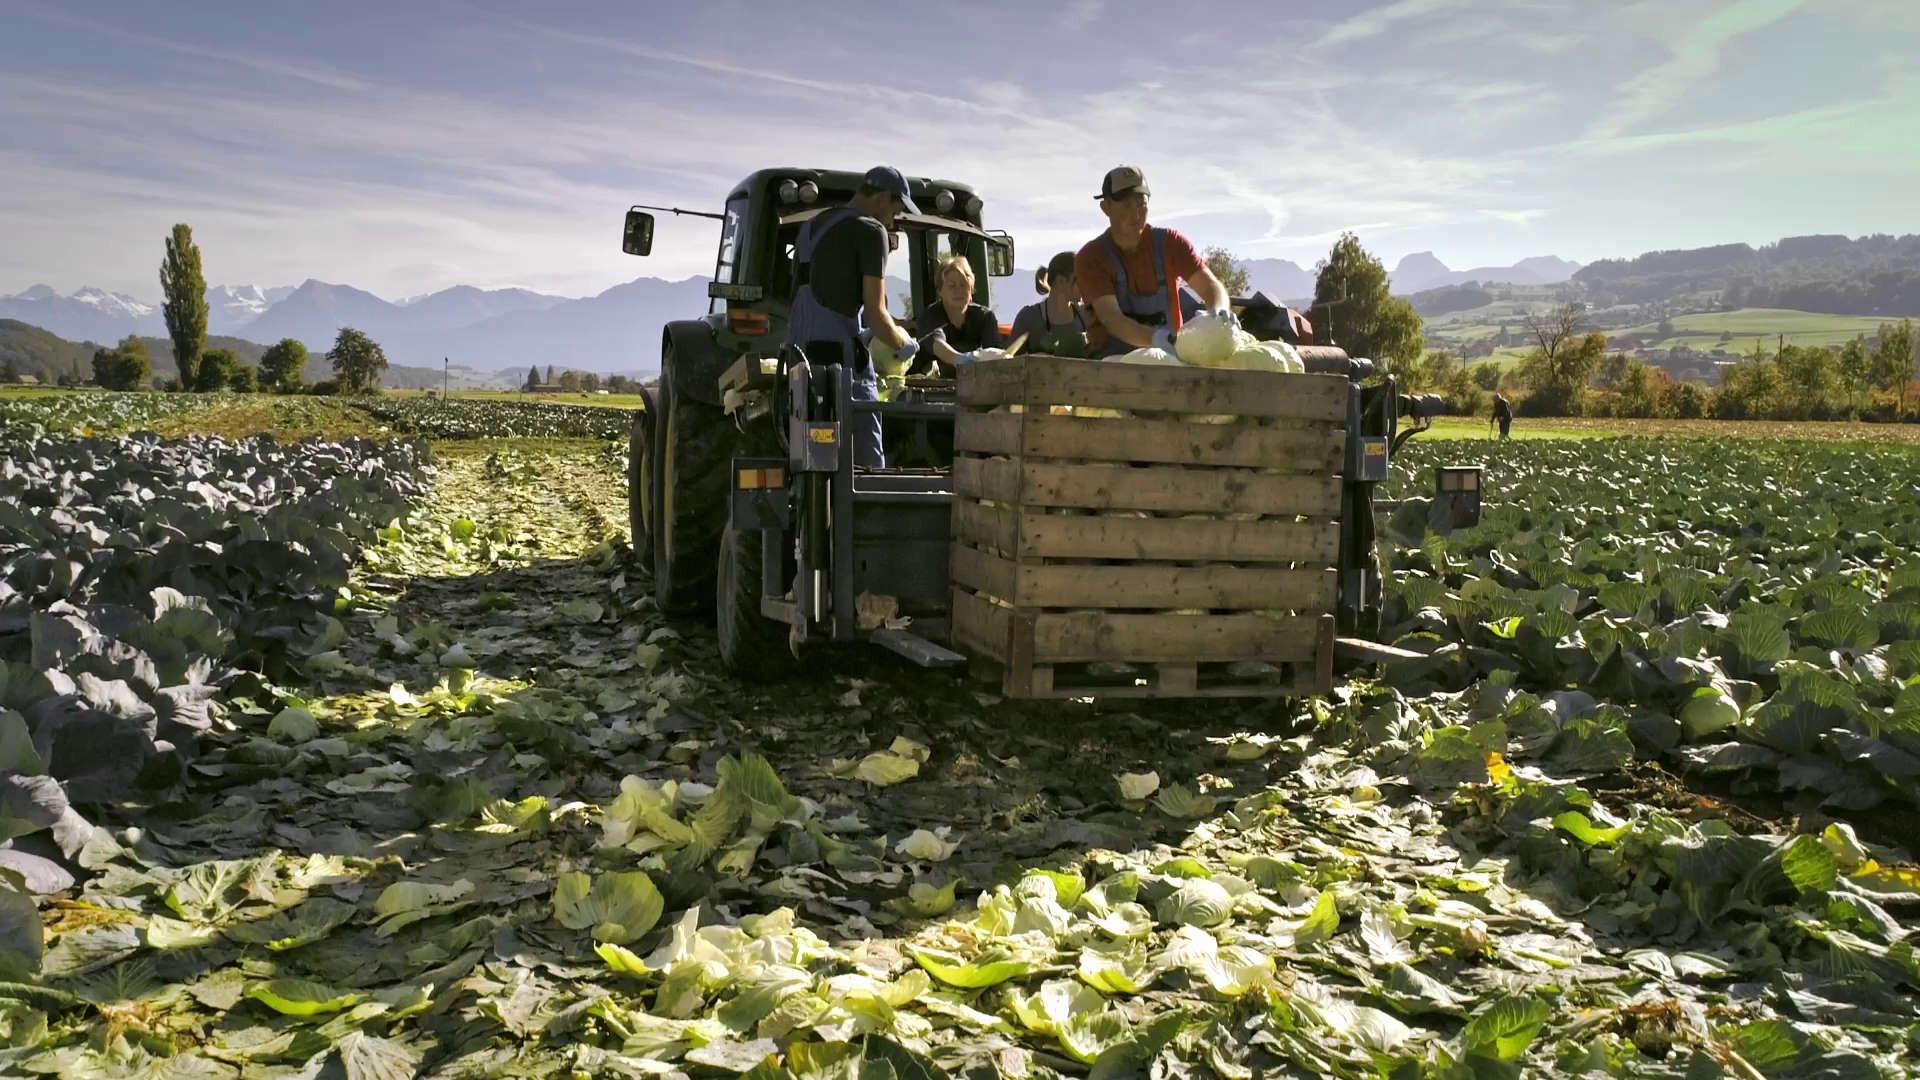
[
  {"xmin": 1390, "ymin": 252, "xmax": 1582, "ymax": 294},
  {"xmin": 0, "ymin": 318, "xmax": 99, "ymax": 383},
  {"xmin": 1573, "ymin": 233, "xmax": 1920, "ymax": 313}
]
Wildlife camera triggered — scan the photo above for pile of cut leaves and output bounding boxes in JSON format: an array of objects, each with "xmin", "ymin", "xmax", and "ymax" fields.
[{"xmin": 0, "ymin": 430, "xmax": 427, "ymax": 974}]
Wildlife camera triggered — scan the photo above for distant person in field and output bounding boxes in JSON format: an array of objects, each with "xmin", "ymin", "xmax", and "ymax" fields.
[
  {"xmin": 915, "ymin": 255, "xmax": 1003, "ymax": 369},
  {"xmin": 1009, "ymin": 251, "xmax": 1093, "ymax": 357},
  {"xmin": 1076, "ymin": 165, "xmax": 1233, "ymax": 357},
  {"xmin": 1493, "ymin": 393, "xmax": 1513, "ymax": 441}
]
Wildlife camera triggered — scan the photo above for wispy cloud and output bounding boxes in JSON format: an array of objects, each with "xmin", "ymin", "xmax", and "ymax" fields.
[
  {"xmin": 1587, "ymin": 0, "xmax": 1807, "ymax": 139},
  {"xmin": 1059, "ymin": 0, "xmax": 1104, "ymax": 30}
]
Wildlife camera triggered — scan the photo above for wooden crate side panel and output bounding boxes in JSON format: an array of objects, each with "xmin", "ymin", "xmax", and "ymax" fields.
[
  {"xmin": 1014, "ymin": 564, "xmax": 1336, "ymax": 611},
  {"xmin": 957, "ymin": 357, "xmax": 1349, "ymax": 423},
  {"xmin": 949, "ymin": 543, "xmax": 1016, "ymax": 602},
  {"xmin": 952, "ymin": 499, "xmax": 1018, "ymax": 555},
  {"xmin": 1032, "ymin": 362, "xmax": 1349, "ymax": 422},
  {"xmin": 951, "ymin": 455, "xmax": 1022, "ymax": 504},
  {"xmin": 949, "ymin": 587, "xmax": 1010, "ymax": 663},
  {"xmin": 1030, "ymin": 611, "xmax": 1324, "ymax": 663},
  {"xmin": 1018, "ymin": 414, "xmax": 1343, "ymax": 471},
  {"xmin": 953, "ymin": 359, "xmax": 1034, "ymax": 408},
  {"xmin": 1008, "ymin": 461, "xmax": 1342, "ymax": 517},
  {"xmin": 954, "ymin": 411, "xmax": 1022, "ymax": 457},
  {"xmin": 1013, "ymin": 513, "xmax": 1339, "ymax": 563}
]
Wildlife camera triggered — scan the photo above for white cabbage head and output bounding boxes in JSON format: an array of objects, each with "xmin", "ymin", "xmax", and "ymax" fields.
[{"xmin": 1174, "ymin": 312, "xmax": 1240, "ymax": 367}]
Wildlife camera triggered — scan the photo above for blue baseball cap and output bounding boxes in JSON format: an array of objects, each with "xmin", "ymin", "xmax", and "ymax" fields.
[{"xmin": 862, "ymin": 165, "xmax": 920, "ymax": 214}]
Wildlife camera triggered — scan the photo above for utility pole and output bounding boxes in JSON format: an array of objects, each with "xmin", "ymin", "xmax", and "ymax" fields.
[{"xmin": 442, "ymin": 356, "xmax": 449, "ymax": 399}]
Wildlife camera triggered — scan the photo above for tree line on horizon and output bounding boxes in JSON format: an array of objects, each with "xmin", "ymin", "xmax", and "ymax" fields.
[{"xmin": 9, "ymin": 226, "xmax": 1918, "ymax": 427}]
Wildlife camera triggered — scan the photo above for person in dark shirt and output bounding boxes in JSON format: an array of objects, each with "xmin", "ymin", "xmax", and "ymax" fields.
[
  {"xmin": 1009, "ymin": 251, "xmax": 1093, "ymax": 357},
  {"xmin": 1492, "ymin": 393, "xmax": 1513, "ymax": 440},
  {"xmin": 786, "ymin": 165, "xmax": 919, "ymax": 468},
  {"xmin": 915, "ymin": 255, "xmax": 1002, "ymax": 371}
]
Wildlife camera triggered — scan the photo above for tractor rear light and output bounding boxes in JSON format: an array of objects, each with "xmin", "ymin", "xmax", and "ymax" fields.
[
  {"xmin": 1438, "ymin": 465, "xmax": 1481, "ymax": 492},
  {"xmin": 777, "ymin": 179, "xmax": 799, "ymax": 203},
  {"xmin": 797, "ymin": 181, "xmax": 819, "ymax": 204},
  {"xmin": 964, "ymin": 195, "xmax": 982, "ymax": 218},
  {"xmin": 736, "ymin": 465, "xmax": 787, "ymax": 490},
  {"xmin": 728, "ymin": 310, "xmax": 770, "ymax": 336},
  {"xmin": 934, "ymin": 189, "xmax": 956, "ymax": 213}
]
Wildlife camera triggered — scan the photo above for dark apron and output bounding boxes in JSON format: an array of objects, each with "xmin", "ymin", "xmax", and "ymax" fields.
[
  {"xmin": 1092, "ymin": 228, "xmax": 1173, "ymax": 358},
  {"xmin": 788, "ymin": 207, "xmax": 884, "ymax": 467}
]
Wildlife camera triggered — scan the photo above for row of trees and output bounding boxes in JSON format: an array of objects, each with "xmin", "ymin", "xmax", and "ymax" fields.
[
  {"xmin": 521, "ymin": 365, "xmax": 643, "ymax": 394},
  {"xmin": 1395, "ymin": 304, "xmax": 1920, "ymax": 423},
  {"xmin": 156, "ymin": 223, "xmax": 387, "ymax": 394}
]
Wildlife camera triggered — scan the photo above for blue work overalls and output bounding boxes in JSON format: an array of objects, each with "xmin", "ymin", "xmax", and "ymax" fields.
[
  {"xmin": 788, "ymin": 206, "xmax": 885, "ymax": 468},
  {"xmin": 1092, "ymin": 228, "xmax": 1176, "ymax": 358}
]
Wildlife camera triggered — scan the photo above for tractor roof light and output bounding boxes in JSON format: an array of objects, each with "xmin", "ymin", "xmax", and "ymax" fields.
[
  {"xmin": 797, "ymin": 180, "xmax": 819, "ymax": 204},
  {"xmin": 933, "ymin": 189, "xmax": 955, "ymax": 213},
  {"xmin": 964, "ymin": 195, "xmax": 982, "ymax": 219},
  {"xmin": 776, "ymin": 179, "xmax": 799, "ymax": 204}
]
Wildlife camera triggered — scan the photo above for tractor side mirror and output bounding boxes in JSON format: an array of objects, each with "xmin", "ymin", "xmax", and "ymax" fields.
[
  {"xmin": 987, "ymin": 231, "xmax": 1015, "ymax": 277},
  {"xmin": 623, "ymin": 210, "xmax": 655, "ymax": 256}
]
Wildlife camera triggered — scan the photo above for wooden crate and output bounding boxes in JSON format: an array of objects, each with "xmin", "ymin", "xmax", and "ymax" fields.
[{"xmin": 949, "ymin": 356, "xmax": 1345, "ymax": 699}]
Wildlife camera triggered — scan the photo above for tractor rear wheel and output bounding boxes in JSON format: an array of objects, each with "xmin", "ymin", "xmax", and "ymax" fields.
[
  {"xmin": 626, "ymin": 390, "xmax": 656, "ymax": 559},
  {"xmin": 716, "ymin": 521, "xmax": 798, "ymax": 678},
  {"xmin": 651, "ymin": 356, "xmax": 731, "ymax": 615}
]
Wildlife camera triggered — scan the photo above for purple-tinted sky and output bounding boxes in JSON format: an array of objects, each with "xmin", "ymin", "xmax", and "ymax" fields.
[{"xmin": 2, "ymin": 0, "xmax": 1915, "ymax": 299}]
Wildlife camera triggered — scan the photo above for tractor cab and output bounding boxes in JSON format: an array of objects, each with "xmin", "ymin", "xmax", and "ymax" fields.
[{"xmin": 623, "ymin": 168, "xmax": 1014, "ymax": 352}]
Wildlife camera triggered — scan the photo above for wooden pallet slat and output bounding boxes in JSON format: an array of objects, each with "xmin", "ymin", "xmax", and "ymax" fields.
[
  {"xmin": 1029, "ymin": 609, "xmax": 1326, "ymax": 663},
  {"xmin": 955, "ymin": 457, "xmax": 1342, "ymax": 517},
  {"xmin": 957, "ymin": 412, "xmax": 1343, "ymax": 473},
  {"xmin": 958, "ymin": 357, "xmax": 1349, "ymax": 422},
  {"xmin": 1017, "ymin": 510, "xmax": 1338, "ymax": 563},
  {"xmin": 955, "ymin": 551, "xmax": 1333, "ymax": 611}
]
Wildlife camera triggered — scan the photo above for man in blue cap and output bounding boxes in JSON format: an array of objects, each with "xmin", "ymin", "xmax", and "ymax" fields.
[{"xmin": 787, "ymin": 166, "xmax": 921, "ymax": 468}]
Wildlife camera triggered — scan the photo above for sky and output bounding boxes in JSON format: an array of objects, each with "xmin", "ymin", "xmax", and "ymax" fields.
[{"xmin": 2, "ymin": 0, "xmax": 1916, "ymax": 302}]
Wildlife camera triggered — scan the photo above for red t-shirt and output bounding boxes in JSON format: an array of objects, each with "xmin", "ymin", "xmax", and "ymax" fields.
[{"xmin": 1075, "ymin": 227, "xmax": 1203, "ymax": 350}]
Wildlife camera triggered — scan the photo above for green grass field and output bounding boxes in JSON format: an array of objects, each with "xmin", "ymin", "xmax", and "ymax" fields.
[
  {"xmin": 1422, "ymin": 414, "xmax": 1920, "ymax": 446},
  {"xmin": 1617, "ymin": 307, "xmax": 1915, "ymax": 350}
]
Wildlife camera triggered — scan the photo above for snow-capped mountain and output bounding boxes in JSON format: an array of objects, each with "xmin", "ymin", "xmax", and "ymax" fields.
[
  {"xmin": 1, "ymin": 285, "xmax": 164, "ymax": 342},
  {"xmin": 207, "ymin": 284, "xmax": 273, "ymax": 334},
  {"xmin": 68, "ymin": 286, "xmax": 155, "ymax": 320}
]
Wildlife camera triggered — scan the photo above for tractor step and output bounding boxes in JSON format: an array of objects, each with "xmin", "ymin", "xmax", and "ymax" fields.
[{"xmin": 869, "ymin": 626, "xmax": 965, "ymax": 668}]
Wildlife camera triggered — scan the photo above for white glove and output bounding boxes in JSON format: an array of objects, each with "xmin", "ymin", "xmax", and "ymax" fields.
[
  {"xmin": 952, "ymin": 351, "xmax": 977, "ymax": 364},
  {"xmin": 1212, "ymin": 307, "xmax": 1237, "ymax": 325},
  {"xmin": 895, "ymin": 338, "xmax": 920, "ymax": 363},
  {"xmin": 1150, "ymin": 326, "xmax": 1175, "ymax": 351}
]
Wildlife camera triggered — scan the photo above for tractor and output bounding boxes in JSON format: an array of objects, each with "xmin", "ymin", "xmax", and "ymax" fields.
[{"xmin": 622, "ymin": 168, "xmax": 1477, "ymax": 691}]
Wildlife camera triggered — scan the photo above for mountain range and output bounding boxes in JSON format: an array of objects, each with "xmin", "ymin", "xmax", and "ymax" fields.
[{"xmin": 0, "ymin": 251, "xmax": 1580, "ymax": 379}]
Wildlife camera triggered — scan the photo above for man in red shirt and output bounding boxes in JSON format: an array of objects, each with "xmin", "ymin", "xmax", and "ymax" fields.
[{"xmin": 1074, "ymin": 166, "xmax": 1233, "ymax": 357}]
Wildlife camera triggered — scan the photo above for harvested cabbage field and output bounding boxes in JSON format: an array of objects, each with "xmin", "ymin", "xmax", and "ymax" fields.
[{"xmin": 3, "ymin": 391, "xmax": 1919, "ymax": 1078}]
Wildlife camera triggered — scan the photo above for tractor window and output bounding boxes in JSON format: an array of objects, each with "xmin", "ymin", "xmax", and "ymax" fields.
[
  {"xmin": 710, "ymin": 196, "xmax": 749, "ymax": 314},
  {"xmin": 926, "ymin": 231, "xmax": 987, "ymax": 304}
]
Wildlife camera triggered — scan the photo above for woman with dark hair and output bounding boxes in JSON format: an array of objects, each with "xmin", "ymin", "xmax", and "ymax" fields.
[{"xmin": 1009, "ymin": 250, "xmax": 1093, "ymax": 357}]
